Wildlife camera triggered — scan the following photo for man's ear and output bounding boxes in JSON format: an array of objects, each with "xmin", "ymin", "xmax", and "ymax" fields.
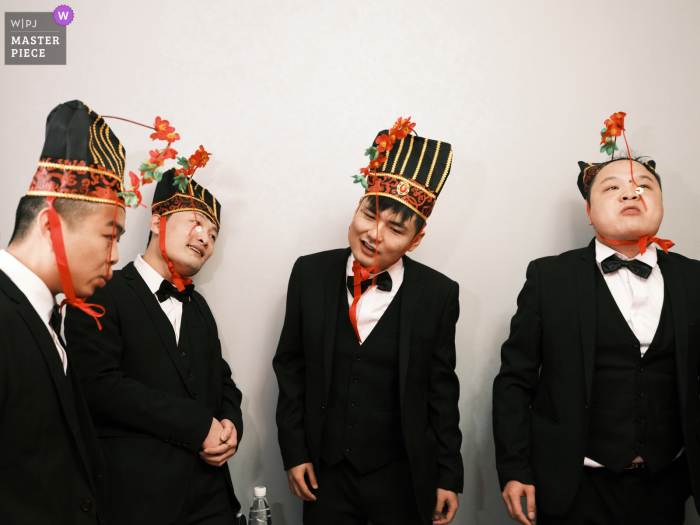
[
  {"xmin": 407, "ymin": 229, "xmax": 426, "ymax": 253},
  {"xmin": 586, "ymin": 201, "xmax": 593, "ymax": 226},
  {"xmin": 36, "ymin": 207, "xmax": 56, "ymax": 252},
  {"xmin": 150, "ymin": 214, "xmax": 162, "ymax": 236}
]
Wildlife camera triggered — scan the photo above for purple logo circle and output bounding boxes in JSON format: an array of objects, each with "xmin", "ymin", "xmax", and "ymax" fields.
[{"xmin": 53, "ymin": 5, "xmax": 74, "ymax": 26}]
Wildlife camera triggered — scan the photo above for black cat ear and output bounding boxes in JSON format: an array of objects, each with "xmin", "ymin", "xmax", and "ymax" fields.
[
  {"xmin": 644, "ymin": 159, "xmax": 656, "ymax": 171},
  {"xmin": 578, "ymin": 161, "xmax": 588, "ymax": 171}
]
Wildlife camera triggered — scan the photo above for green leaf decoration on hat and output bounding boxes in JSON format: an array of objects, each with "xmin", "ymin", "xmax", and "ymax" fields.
[
  {"xmin": 116, "ymin": 191, "xmax": 139, "ymax": 209},
  {"xmin": 173, "ymin": 173, "xmax": 189, "ymax": 192},
  {"xmin": 364, "ymin": 147, "xmax": 379, "ymax": 161},
  {"xmin": 351, "ymin": 174, "xmax": 369, "ymax": 189},
  {"xmin": 176, "ymin": 156, "xmax": 190, "ymax": 169}
]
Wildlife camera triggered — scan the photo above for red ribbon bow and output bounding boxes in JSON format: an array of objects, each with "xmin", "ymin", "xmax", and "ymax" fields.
[{"xmin": 158, "ymin": 217, "xmax": 193, "ymax": 292}]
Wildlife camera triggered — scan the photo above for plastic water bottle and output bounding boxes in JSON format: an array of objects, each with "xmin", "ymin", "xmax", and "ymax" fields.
[{"xmin": 248, "ymin": 486, "xmax": 272, "ymax": 524}]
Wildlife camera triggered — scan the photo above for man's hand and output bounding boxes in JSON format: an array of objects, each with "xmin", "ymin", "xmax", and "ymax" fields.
[
  {"xmin": 201, "ymin": 418, "xmax": 224, "ymax": 451},
  {"xmin": 286, "ymin": 462, "xmax": 318, "ymax": 502},
  {"xmin": 200, "ymin": 419, "xmax": 238, "ymax": 467},
  {"xmin": 432, "ymin": 488, "xmax": 459, "ymax": 524},
  {"xmin": 502, "ymin": 480, "xmax": 536, "ymax": 525}
]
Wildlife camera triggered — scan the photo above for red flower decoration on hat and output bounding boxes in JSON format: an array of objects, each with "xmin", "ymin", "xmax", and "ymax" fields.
[
  {"xmin": 375, "ymin": 134, "xmax": 395, "ymax": 153},
  {"xmin": 390, "ymin": 116, "xmax": 416, "ymax": 140},
  {"xmin": 150, "ymin": 117, "xmax": 178, "ymax": 142},
  {"xmin": 189, "ymin": 145, "xmax": 212, "ymax": 169}
]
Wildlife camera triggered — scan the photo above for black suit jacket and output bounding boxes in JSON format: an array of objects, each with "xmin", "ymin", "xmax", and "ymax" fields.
[
  {"xmin": 64, "ymin": 262, "xmax": 243, "ymax": 525},
  {"xmin": 0, "ymin": 270, "xmax": 107, "ymax": 525},
  {"xmin": 493, "ymin": 239, "xmax": 700, "ymax": 516},
  {"xmin": 273, "ymin": 248, "xmax": 463, "ymax": 522}
]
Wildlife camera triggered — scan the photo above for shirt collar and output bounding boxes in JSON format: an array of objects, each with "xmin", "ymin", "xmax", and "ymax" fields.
[
  {"xmin": 134, "ymin": 254, "xmax": 168, "ymax": 294},
  {"xmin": 594, "ymin": 239, "xmax": 658, "ymax": 268},
  {"xmin": 0, "ymin": 250, "xmax": 55, "ymax": 326},
  {"xmin": 346, "ymin": 252, "xmax": 404, "ymax": 282}
]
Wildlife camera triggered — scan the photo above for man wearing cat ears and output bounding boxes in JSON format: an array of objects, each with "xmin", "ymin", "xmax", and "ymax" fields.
[
  {"xmin": 493, "ymin": 113, "xmax": 700, "ymax": 525},
  {"xmin": 65, "ymin": 166, "xmax": 244, "ymax": 525},
  {"xmin": 0, "ymin": 100, "xmax": 128, "ymax": 524},
  {"xmin": 274, "ymin": 117, "xmax": 463, "ymax": 525}
]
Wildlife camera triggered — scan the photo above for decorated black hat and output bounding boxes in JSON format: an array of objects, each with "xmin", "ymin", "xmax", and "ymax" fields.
[
  {"xmin": 28, "ymin": 100, "xmax": 126, "ymax": 206},
  {"xmin": 353, "ymin": 117, "xmax": 453, "ymax": 220},
  {"xmin": 152, "ymin": 166, "xmax": 221, "ymax": 230},
  {"xmin": 577, "ymin": 159, "xmax": 658, "ymax": 198}
]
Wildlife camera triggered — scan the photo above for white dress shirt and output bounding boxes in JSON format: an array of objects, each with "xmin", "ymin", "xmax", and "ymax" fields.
[
  {"xmin": 134, "ymin": 255, "xmax": 183, "ymax": 344},
  {"xmin": 0, "ymin": 249, "xmax": 67, "ymax": 373},
  {"xmin": 584, "ymin": 240, "xmax": 665, "ymax": 468},
  {"xmin": 346, "ymin": 254, "xmax": 404, "ymax": 344}
]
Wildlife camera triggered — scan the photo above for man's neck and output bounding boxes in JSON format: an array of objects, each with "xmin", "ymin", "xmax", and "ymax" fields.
[
  {"xmin": 142, "ymin": 242, "xmax": 174, "ymax": 283},
  {"xmin": 6, "ymin": 242, "xmax": 60, "ymax": 295},
  {"xmin": 595, "ymin": 235, "xmax": 644, "ymax": 259}
]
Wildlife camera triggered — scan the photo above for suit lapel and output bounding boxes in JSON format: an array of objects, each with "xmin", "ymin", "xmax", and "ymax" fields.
[
  {"xmin": 657, "ymin": 251, "xmax": 689, "ymax": 412},
  {"xmin": 323, "ymin": 249, "xmax": 349, "ymax": 396},
  {"xmin": 398, "ymin": 256, "xmax": 422, "ymax": 410},
  {"xmin": 576, "ymin": 240, "xmax": 597, "ymax": 404},
  {"xmin": 0, "ymin": 271, "xmax": 93, "ymax": 481},
  {"xmin": 123, "ymin": 263, "xmax": 192, "ymax": 392}
]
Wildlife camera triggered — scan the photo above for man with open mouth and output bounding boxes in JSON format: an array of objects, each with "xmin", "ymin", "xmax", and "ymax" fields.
[
  {"xmin": 493, "ymin": 113, "xmax": 700, "ymax": 525},
  {"xmin": 0, "ymin": 100, "xmax": 129, "ymax": 524},
  {"xmin": 65, "ymin": 163, "xmax": 244, "ymax": 525},
  {"xmin": 273, "ymin": 117, "xmax": 463, "ymax": 525}
]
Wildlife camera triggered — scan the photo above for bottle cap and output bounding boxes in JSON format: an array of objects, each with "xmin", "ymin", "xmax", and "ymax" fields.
[{"xmin": 254, "ymin": 486, "xmax": 266, "ymax": 498}]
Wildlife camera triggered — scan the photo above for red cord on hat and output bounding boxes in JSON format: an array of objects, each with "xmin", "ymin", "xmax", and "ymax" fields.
[{"xmin": 46, "ymin": 196, "xmax": 106, "ymax": 329}]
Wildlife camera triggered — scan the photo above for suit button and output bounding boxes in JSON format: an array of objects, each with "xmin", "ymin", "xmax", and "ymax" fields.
[
  {"xmin": 352, "ymin": 377, "xmax": 359, "ymax": 384},
  {"xmin": 355, "ymin": 356, "xmax": 362, "ymax": 362},
  {"xmin": 637, "ymin": 391, "xmax": 644, "ymax": 398},
  {"xmin": 344, "ymin": 446, "xmax": 351, "ymax": 452},
  {"xmin": 348, "ymin": 423, "xmax": 355, "ymax": 429},
  {"xmin": 637, "ymin": 418, "xmax": 645, "ymax": 424},
  {"xmin": 637, "ymin": 442, "xmax": 644, "ymax": 449},
  {"xmin": 638, "ymin": 365, "xmax": 644, "ymax": 372},
  {"xmin": 191, "ymin": 393, "xmax": 198, "ymax": 400},
  {"xmin": 184, "ymin": 441, "xmax": 188, "ymax": 446},
  {"xmin": 81, "ymin": 500, "xmax": 92, "ymax": 512},
  {"xmin": 350, "ymin": 400, "xmax": 356, "ymax": 407},
  {"xmin": 187, "ymin": 371, "xmax": 193, "ymax": 378},
  {"xmin": 180, "ymin": 352, "xmax": 186, "ymax": 358}
]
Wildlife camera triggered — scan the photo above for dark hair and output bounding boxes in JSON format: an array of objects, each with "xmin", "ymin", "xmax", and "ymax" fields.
[
  {"xmin": 9, "ymin": 195, "xmax": 99, "ymax": 245},
  {"xmin": 363, "ymin": 195, "xmax": 425, "ymax": 235},
  {"xmin": 585, "ymin": 155, "xmax": 662, "ymax": 204}
]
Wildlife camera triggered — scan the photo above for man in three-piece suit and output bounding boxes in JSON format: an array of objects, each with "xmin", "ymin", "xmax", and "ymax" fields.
[
  {"xmin": 0, "ymin": 100, "xmax": 129, "ymax": 524},
  {"xmin": 65, "ymin": 167, "xmax": 244, "ymax": 525},
  {"xmin": 273, "ymin": 119, "xmax": 463, "ymax": 525},
  {"xmin": 493, "ymin": 155, "xmax": 700, "ymax": 524}
]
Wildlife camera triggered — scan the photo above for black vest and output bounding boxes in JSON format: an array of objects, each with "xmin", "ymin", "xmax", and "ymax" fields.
[
  {"xmin": 585, "ymin": 270, "xmax": 683, "ymax": 473},
  {"xmin": 321, "ymin": 282, "xmax": 405, "ymax": 473}
]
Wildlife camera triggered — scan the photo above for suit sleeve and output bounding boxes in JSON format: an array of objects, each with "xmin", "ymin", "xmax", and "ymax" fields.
[
  {"xmin": 272, "ymin": 257, "xmax": 312, "ymax": 470},
  {"xmin": 193, "ymin": 295, "xmax": 245, "ymax": 444},
  {"xmin": 64, "ymin": 286, "xmax": 213, "ymax": 453},
  {"xmin": 216, "ymin": 355, "xmax": 244, "ymax": 443},
  {"xmin": 428, "ymin": 281, "xmax": 464, "ymax": 493},
  {"xmin": 492, "ymin": 260, "xmax": 542, "ymax": 489}
]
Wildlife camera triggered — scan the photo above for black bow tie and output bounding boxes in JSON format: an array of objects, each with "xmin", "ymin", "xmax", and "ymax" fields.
[
  {"xmin": 156, "ymin": 280, "xmax": 195, "ymax": 303},
  {"xmin": 601, "ymin": 255, "xmax": 653, "ymax": 279},
  {"xmin": 346, "ymin": 271, "xmax": 392, "ymax": 297},
  {"xmin": 50, "ymin": 304, "xmax": 62, "ymax": 335}
]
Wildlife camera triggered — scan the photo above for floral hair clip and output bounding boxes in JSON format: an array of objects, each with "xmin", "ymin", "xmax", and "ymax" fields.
[{"xmin": 351, "ymin": 116, "xmax": 416, "ymax": 189}]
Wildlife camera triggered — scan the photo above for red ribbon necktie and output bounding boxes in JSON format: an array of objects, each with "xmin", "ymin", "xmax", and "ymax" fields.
[
  {"xmin": 595, "ymin": 229, "xmax": 674, "ymax": 255},
  {"xmin": 159, "ymin": 217, "xmax": 193, "ymax": 292},
  {"xmin": 46, "ymin": 196, "xmax": 106, "ymax": 330}
]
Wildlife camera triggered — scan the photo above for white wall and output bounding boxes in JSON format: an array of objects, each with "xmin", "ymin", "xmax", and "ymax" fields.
[{"xmin": 1, "ymin": 1, "xmax": 699, "ymax": 523}]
